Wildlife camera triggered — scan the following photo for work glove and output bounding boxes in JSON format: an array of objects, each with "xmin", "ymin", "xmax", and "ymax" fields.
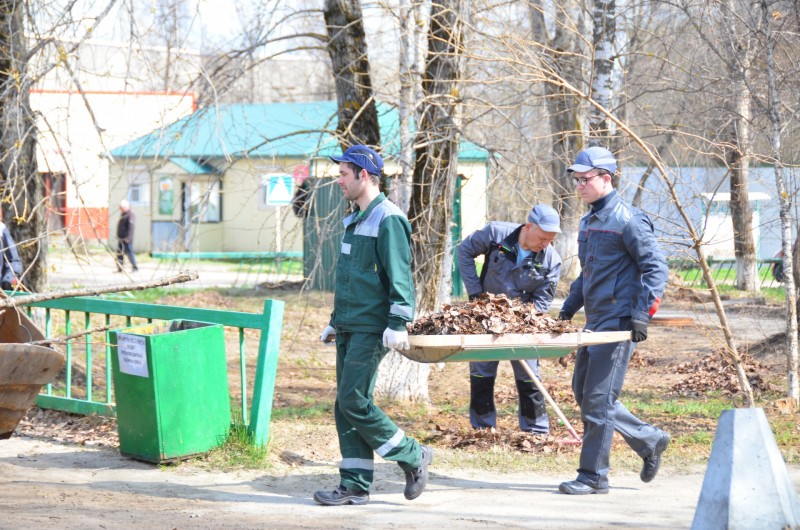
[
  {"xmin": 558, "ymin": 311, "xmax": 572, "ymax": 322},
  {"xmin": 468, "ymin": 292, "xmax": 484, "ymax": 301},
  {"xmin": 320, "ymin": 325, "xmax": 336, "ymax": 344},
  {"xmin": 631, "ymin": 319, "xmax": 648, "ymax": 343},
  {"xmin": 382, "ymin": 327, "xmax": 410, "ymax": 351}
]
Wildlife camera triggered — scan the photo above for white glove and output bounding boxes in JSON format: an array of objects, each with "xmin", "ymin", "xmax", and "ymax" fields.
[
  {"xmin": 320, "ymin": 325, "xmax": 336, "ymax": 344},
  {"xmin": 382, "ymin": 327, "xmax": 410, "ymax": 351}
]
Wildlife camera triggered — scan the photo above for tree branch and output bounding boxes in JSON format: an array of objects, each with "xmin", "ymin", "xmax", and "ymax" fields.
[{"xmin": 0, "ymin": 271, "xmax": 199, "ymax": 310}]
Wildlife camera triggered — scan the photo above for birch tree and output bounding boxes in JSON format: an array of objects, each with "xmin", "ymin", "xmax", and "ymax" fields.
[{"xmin": 758, "ymin": 0, "xmax": 798, "ymax": 404}]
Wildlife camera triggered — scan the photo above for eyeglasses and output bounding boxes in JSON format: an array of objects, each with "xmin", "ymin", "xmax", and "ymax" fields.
[{"xmin": 573, "ymin": 174, "xmax": 601, "ymax": 187}]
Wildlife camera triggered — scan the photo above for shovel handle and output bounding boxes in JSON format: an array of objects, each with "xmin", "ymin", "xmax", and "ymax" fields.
[{"xmin": 515, "ymin": 360, "xmax": 581, "ymax": 444}]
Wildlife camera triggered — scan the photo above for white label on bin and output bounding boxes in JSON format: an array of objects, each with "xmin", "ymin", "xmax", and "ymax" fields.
[{"xmin": 118, "ymin": 334, "xmax": 149, "ymax": 378}]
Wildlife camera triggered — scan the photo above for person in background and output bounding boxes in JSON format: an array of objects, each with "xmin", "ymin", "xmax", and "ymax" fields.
[
  {"xmin": 315, "ymin": 145, "xmax": 433, "ymax": 506},
  {"xmin": 0, "ymin": 214, "xmax": 22, "ymax": 291},
  {"xmin": 116, "ymin": 199, "xmax": 138, "ymax": 273},
  {"xmin": 456, "ymin": 204, "xmax": 562, "ymax": 435},
  {"xmin": 558, "ymin": 146, "xmax": 670, "ymax": 495}
]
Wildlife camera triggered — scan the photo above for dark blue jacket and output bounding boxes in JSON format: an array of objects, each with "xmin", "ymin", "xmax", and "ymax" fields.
[
  {"xmin": 0, "ymin": 223, "xmax": 22, "ymax": 290},
  {"xmin": 561, "ymin": 191, "xmax": 668, "ymax": 330}
]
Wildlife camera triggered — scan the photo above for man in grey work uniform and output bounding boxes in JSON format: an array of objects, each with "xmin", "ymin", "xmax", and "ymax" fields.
[
  {"xmin": 456, "ymin": 204, "xmax": 562, "ymax": 434},
  {"xmin": 315, "ymin": 145, "xmax": 433, "ymax": 506},
  {"xmin": 558, "ymin": 146, "xmax": 670, "ymax": 495}
]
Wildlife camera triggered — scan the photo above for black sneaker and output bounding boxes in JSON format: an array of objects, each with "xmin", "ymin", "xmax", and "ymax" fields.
[
  {"xmin": 313, "ymin": 485, "xmax": 369, "ymax": 506},
  {"xmin": 404, "ymin": 445, "xmax": 433, "ymax": 500},
  {"xmin": 640, "ymin": 431, "xmax": 670, "ymax": 483}
]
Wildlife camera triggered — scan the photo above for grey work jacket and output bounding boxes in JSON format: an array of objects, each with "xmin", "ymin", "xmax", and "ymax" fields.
[
  {"xmin": 457, "ymin": 222, "xmax": 562, "ymax": 312},
  {"xmin": 561, "ymin": 191, "xmax": 668, "ymax": 330}
]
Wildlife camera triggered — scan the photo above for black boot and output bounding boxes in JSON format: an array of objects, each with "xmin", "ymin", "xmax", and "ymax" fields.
[{"xmin": 313, "ymin": 485, "xmax": 369, "ymax": 506}]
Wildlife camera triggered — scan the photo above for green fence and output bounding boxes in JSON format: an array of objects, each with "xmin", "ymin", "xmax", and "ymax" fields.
[
  {"xmin": 22, "ymin": 296, "xmax": 284, "ymax": 446},
  {"xmin": 669, "ymin": 258, "xmax": 783, "ymax": 289}
]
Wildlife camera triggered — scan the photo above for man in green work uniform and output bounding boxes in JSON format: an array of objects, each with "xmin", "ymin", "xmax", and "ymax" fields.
[{"xmin": 315, "ymin": 145, "xmax": 433, "ymax": 506}]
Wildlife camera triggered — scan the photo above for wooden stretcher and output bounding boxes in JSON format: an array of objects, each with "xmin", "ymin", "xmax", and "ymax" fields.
[
  {"xmin": 403, "ymin": 330, "xmax": 632, "ymax": 444},
  {"xmin": 0, "ymin": 305, "xmax": 64, "ymax": 439},
  {"xmin": 404, "ymin": 330, "xmax": 632, "ymax": 363}
]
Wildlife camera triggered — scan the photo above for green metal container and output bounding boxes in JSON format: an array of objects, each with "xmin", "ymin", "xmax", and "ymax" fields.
[{"xmin": 110, "ymin": 320, "xmax": 231, "ymax": 463}]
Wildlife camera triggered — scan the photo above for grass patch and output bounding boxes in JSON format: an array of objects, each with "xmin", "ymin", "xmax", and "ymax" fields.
[
  {"xmin": 204, "ymin": 422, "xmax": 272, "ymax": 469},
  {"xmin": 272, "ymin": 402, "xmax": 330, "ymax": 420},
  {"xmin": 626, "ymin": 395, "xmax": 731, "ymax": 420}
]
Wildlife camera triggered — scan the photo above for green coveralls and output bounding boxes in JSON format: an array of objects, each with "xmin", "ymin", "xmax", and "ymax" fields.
[{"xmin": 329, "ymin": 193, "xmax": 421, "ymax": 492}]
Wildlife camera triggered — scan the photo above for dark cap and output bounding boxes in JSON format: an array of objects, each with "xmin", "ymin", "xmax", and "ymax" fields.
[
  {"xmin": 330, "ymin": 145, "xmax": 384, "ymax": 176},
  {"xmin": 527, "ymin": 204, "xmax": 561, "ymax": 233},
  {"xmin": 567, "ymin": 146, "xmax": 617, "ymax": 174}
]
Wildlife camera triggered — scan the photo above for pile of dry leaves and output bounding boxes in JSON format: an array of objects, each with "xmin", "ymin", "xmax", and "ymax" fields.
[
  {"xmin": 428, "ymin": 423, "xmax": 578, "ymax": 453},
  {"xmin": 670, "ymin": 352, "xmax": 772, "ymax": 396},
  {"xmin": 409, "ymin": 293, "xmax": 577, "ymax": 335},
  {"xmin": 14, "ymin": 407, "xmax": 119, "ymax": 448}
]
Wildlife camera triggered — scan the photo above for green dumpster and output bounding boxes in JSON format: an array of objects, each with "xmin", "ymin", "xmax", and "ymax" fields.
[{"xmin": 109, "ymin": 320, "xmax": 231, "ymax": 463}]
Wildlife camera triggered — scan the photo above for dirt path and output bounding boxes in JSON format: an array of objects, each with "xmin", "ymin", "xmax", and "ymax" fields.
[
  {"xmin": 14, "ymin": 260, "xmax": 798, "ymax": 528},
  {"xmin": 8, "ymin": 435, "xmax": 796, "ymax": 530}
]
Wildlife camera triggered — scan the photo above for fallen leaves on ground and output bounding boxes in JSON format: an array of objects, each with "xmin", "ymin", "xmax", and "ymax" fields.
[
  {"xmin": 670, "ymin": 352, "xmax": 772, "ymax": 396},
  {"xmin": 14, "ymin": 407, "xmax": 118, "ymax": 448},
  {"xmin": 427, "ymin": 424, "xmax": 577, "ymax": 454},
  {"xmin": 409, "ymin": 293, "xmax": 577, "ymax": 335}
]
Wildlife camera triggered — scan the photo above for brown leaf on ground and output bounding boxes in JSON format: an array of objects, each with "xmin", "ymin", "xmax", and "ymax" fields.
[
  {"xmin": 408, "ymin": 293, "xmax": 578, "ymax": 335},
  {"xmin": 14, "ymin": 407, "xmax": 119, "ymax": 448},
  {"xmin": 669, "ymin": 352, "xmax": 772, "ymax": 396},
  {"xmin": 427, "ymin": 424, "xmax": 576, "ymax": 454},
  {"xmin": 772, "ymin": 398, "xmax": 799, "ymax": 415}
]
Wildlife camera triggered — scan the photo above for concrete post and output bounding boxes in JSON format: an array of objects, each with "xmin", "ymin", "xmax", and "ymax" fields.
[{"xmin": 691, "ymin": 408, "xmax": 800, "ymax": 529}]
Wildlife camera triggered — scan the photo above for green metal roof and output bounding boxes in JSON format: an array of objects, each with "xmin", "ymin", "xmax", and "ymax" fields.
[
  {"xmin": 169, "ymin": 157, "xmax": 218, "ymax": 175},
  {"xmin": 110, "ymin": 101, "xmax": 488, "ymax": 162}
]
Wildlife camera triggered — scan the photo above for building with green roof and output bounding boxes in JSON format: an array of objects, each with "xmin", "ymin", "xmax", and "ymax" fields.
[{"xmin": 109, "ymin": 101, "xmax": 489, "ymax": 259}]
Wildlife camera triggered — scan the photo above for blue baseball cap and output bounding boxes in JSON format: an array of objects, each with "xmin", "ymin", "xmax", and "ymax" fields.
[
  {"xmin": 527, "ymin": 204, "xmax": 561, "ymax": 233},
  {"xmin": 330, "ymin": 145, "xmax": 384, "ymax": 176},
  {"xmin": 567, "ymin": 146, "xmax": 617, "ymax": 174}
]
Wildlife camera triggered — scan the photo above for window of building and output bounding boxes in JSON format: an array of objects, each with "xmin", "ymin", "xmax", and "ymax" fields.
[
  {"xmin": 128, "ymin": 166, "xmax": 151, "ymax": 205},
  {"xmin": 182, "ymin": 179, "xmax": 221, "ymax": 223}
]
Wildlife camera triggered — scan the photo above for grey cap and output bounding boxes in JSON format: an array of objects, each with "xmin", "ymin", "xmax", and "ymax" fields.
[
  {"xmin": 567, "ymin": 146, "xmax": 617, "ymax": 174},
  {"xmin": 528, "ymin": 204, "xmax": 561, "ymax": 233}
]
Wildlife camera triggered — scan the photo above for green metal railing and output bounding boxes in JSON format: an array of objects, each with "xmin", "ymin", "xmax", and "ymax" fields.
[
  {"xmin": 669, "ymin": 258, "xmax": 783, "ymax": 289},
  {"xmin": 23, "ymin": 296, "xmax": 284, "ymax": 446}
]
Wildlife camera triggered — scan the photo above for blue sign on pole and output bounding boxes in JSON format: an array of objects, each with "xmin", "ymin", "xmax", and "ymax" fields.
[{"xmin": 266, "ymin": 175, "xmax": 293, "ymax": 206}]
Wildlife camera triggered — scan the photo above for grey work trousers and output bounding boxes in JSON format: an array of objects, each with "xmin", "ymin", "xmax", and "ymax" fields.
[
  {"xmin": 469, "ymin": 359, "xmax": 549, "ymax": 433},
  {"xmin": 572, "ymin": 339, "xmax": 664, "ymax": 489}
]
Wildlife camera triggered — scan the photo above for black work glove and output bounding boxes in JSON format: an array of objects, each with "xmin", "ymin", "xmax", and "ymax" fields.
[
  {"xmin": 468, "ymin": 292, "xmax": 484, "ymax": 301},
  {"xmin": 558, "ymin": 312, "xmax": 572, "ymax": 321},
  {"xmin": 631, "ymin": 319, "xmax": 648, "ymax": 342}
]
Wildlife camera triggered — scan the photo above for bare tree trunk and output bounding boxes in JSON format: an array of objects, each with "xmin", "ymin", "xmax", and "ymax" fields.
[
  {"xmin": 529, "ymin": 0, "xmax": 586, "ymax": 281},
  {"xmin": 0, "ymin": 1, "xmax": 47, "ymax": 292},
  {"xmin": 408, "ymin": 0, "xmax": 464, "ymax": 315},
  {"xmin": 590, "ymin": 0, "xmax": 625, "ymax": 188},
  {"xmin": 323, "ymin": 0, "xmax": 380, "ymax": 148},
  {"xmin": 589, "ymin": 0, "xmax": 615, "ymax": 142},
  {"xmin": 722, "ymin": 0, "xmax": 758, "ymax": 292},
  {"xmin": 379, "ymin": 0, "xmax": 465, "ymax": 403},
  {"xmin": 397, "ymin": 0, "xmax": 415, "ymax": 212},
  {"xmin": 726, "ymin": 87, "xmax": 758, "ymax": 291},
  {"xmin": 760, "ymin": 0, "xmax": 799, "ymax": 404}
]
